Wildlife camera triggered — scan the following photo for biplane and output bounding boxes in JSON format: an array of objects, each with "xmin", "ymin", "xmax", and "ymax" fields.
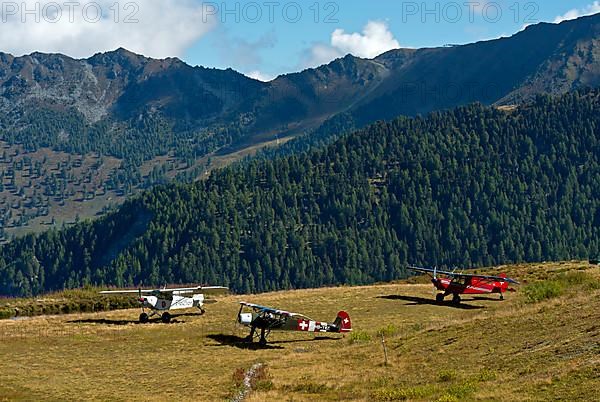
[
  {"xmin": 408, "ymin": 266, "xmax": 519, "ymax": 304},
  {"xmin": 100, "ymin": 286, "xmax": 228, "ymax": 323},
  {"xmin": 237, "ymin": 302, "xmax": 352, "ymax": 346}
]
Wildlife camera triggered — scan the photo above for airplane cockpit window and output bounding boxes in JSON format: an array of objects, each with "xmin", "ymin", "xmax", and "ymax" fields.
[{"xmin": 454, "ymin": 277, "xmax": 467, "ymax": 285}]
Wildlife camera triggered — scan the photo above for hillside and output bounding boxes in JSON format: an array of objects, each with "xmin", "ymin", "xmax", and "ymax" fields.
[
  {"xmin": 0, "ymin": 262, "xmax": 598, "ymax": 401},
  {"xmin": 0, "ymin": 90, "xmax": 598, "ymax": 297},
  {"xmin": 1, "ymin": 14, "xmax": 600, "ymax": 235}
]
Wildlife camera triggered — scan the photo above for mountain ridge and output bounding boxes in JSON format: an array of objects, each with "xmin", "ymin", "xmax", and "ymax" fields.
[
  {"xmin": 0, "ymin": 14, "xmax": 600, "ymax": 135},
  {"xmin": 0, "ymin": 13, "xmax": 599, "ymax": 237}
]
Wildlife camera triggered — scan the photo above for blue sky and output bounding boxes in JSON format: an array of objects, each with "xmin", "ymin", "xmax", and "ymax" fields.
[
  {"xmin": 182, "ymin": 0, "xmax": 600, "ymax": 80},
  {"xmin": 1, "ymin": 1, "xmax": 598, "ymax": 81}
]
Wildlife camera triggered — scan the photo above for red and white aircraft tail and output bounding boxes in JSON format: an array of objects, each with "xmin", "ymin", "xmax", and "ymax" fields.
[{"xmin": 333, "ymin": 311, "xmax": 352, "ymax": 332}]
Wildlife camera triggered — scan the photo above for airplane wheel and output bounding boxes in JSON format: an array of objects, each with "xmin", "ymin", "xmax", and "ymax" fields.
[
  {"xmin": 199, "ymin": 309, "xmax": 206, "ymax": 315},
  {"xmin": 139, "ymin": 313, "xmax": 149, "ymax": 324},
  {"xmin": 452, "ymin": 294, "xmax": 461, "ymax": 304},
  {"xmin": 161, "ymin": 312, "xmax": 171, "ymax": 324},
  {"xmin": 259, "ymin": 338, "xmax": 267, "ymax": 347},
  {"xmin": 500, "ymin": 294, "xmax": 504, "ymax": 300},
  {"xmin": 436, "ymin": 293, "xmax": 445, "ymax": 303}
]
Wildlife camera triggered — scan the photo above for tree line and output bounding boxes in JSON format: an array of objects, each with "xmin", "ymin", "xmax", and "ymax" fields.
[{"xmin": 0, "ymin": 90, "xmax": 598, "ymax": 297}]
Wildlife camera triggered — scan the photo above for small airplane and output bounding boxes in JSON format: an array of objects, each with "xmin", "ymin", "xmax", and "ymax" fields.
[
  {"xmin": 100, "ymin": 285, "xmax": 228, "ymax": 323},
  {"xmin": 408, "ymin": 266, "xmax": 519, "ymax": 304},
  {"xmin": 237, "ymin": 302, "xmax": 352, "ymax": 346}
]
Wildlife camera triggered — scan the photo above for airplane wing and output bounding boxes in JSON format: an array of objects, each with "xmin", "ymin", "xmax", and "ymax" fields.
[
  {"xmin": 159, "ymin": 286, "xmax": 229, "ymax": 295},
  {"xmin": 100, "ymin": 289, "xmax": 154, "ymax": 295},
  {"xmin": 408, "ymin": 266, "xmax": 519, "ymax": 284},
  {"xmin": 408, "ymin": 266, "xmax": 439, "ymax": 276},
  {"xmin": 460, "ymin": 273, "xmax": 520, "ymax": 285},
  {"xmin": 407, "ymin": 266, "xmax": 458, "ymax": 277},
  {"xmin": 239, "ymin": 302, "xmax": 297, "ymax": 317},
  {"xmin": 100, "ymin": 286, "xmax": 229, "ymax": 295}
]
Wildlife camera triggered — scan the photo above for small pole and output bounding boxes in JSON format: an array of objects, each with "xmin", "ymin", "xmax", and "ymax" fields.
[{"xmin": 381, "ymin": 333, "xmax": 389, "ymax": 366}]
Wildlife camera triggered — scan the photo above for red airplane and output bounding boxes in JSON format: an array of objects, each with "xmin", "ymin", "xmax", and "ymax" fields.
[{"xmin": 408, "ymin": 266, "xmax": 519, "ymax": 304}]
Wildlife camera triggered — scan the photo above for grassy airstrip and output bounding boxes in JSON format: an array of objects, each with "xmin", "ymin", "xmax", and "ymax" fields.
[{"xmin": 0, "ymin": 262, "xmax": 599, "ymax": 401}]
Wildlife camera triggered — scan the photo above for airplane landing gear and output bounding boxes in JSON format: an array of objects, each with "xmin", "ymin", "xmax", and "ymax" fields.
[
  {"xmin": 161, "ymin": 312, "xmax": 171, "ymax": 324},
  {"xmin": 245, "ymin": 327, "xmax": 256, "ymax": 342},
  {"xmin": 436, "ymin": 293, "xmax": 445, "ymax": 303},
  {"xmin": 259, "ymin": 328, "xmax": 268, "ymax": 347},
  {"xmin": 139, "ymin": 312, "xmax": 149, "ymax": 323},
  {"xmin": 499, "ymin": 293, "xmax": 504, "ymax": 300},
  {"xmin": 452, "ymin": 294, "xmax": 461, "ymax": 304}
]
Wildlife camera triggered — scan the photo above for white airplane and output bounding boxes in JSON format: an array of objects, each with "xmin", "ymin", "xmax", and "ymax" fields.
[{"xmin": 100, "ymin": 285, "xmax": 228, "ymax": 323}]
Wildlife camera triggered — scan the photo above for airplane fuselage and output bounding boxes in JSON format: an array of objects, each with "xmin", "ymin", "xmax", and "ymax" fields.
[
  {"xmin": 433, "ymin": 277, "xmax": 509, "ymax": 295},
  {"xmin": 238, "ymin": 312, "xmax": 341, "ymax": 333},
  {"xmin": 237, "ymin": 303, "xmax": 352, "ymax": 345},
  {"xmin": 141, "ymin": 293, "xmax": 205, "ymax": 311}
]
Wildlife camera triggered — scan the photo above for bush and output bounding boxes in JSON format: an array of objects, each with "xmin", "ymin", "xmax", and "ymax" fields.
[
  {"xmin": 476, "ymin": 369, "xmax": 497, "ymax": 382},
  {"xmin": 447, "ymin": 381, "xmax": 476, "ymax": 398},
  {"xmin": 523, "ymin": 281, "xmax": 563, "ymax": 303},
  {"xmin": 437, "ymin": 394, "xmax": 459, "ymax": 402},
  {"xmin": 349, "ymin": 330, "xmax": 372, "ymax": 343},
  {"xmin": 437, "ymin": 395, "xmax": 459, "ymax": 402},
  {"xmin": 524, "ymin": 272, "xmax": 600, "ymax": 303},
  {"xmin": 437, "ymin": 369, "xmax": 457, "ymax": 383}
]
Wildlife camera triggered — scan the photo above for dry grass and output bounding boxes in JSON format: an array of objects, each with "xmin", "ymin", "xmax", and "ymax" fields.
[{"xmin": 0, "ymin": 261, "xmax": 598, "ymax": 401}]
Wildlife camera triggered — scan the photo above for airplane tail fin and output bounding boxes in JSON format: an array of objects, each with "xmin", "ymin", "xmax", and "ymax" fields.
[
  {"xmin": 333, "ymin": 311, "xmax": 352, "ymax": 333},
  {"xmin": 497, "ymin": 273, "xmax": 512, "ymax": 292}
]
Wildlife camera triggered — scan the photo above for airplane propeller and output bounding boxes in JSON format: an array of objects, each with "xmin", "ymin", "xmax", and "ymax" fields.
[{"xmin": 432, "ymin": 266, "xmax": 438, "ymax": 298}]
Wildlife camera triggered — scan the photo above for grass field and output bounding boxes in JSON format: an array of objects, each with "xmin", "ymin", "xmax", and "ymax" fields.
[{"xmin": 0, "ymin": 261, "xmax": 598, "ymax": 401}]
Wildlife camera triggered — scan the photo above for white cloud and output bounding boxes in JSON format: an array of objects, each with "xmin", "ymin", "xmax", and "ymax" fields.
[
  {"xmin": 0, "ymin": 0, "xmax": 216, "ymax": 59},
  {"xmin": 301, "ymin": 21, "xmax": 400, "ymax": 69},
  {"xmin": 332, "ymin": 21, "xmax": 400, "ymax": 59},
  {"xmin": 246, "ymin": 70, "xmax": 275, "ymax": 82},
  {"xmin": 554, "ymin": 1, "xmax": 600, "ymax": 24}
]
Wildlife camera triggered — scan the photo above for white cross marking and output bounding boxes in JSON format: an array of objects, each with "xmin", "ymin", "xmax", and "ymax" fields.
[{"xmin": 299, "ymin": 321, "xmax": 308, "ymax": 330}]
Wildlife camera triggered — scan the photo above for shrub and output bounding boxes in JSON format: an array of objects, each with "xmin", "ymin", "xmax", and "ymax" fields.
[
  {"xmin": 476, "ymin": 369, "xmax": 497, "ymax": 382},
  {"xmin": 437, "ymin": 369, "xmax": 457, "ymax": 383},
  {"xmin": 437, "ymin": 394, "xmax": 459, "ymax": 402},
  {"xmin": 524, "ymin": 272, "xmax": 600, "ymax": 303},
  {"xmin": 349, "ymin": 330, "xmax": 372, "ymax": 343},
  {"xmin": 523, "ymin": 280, "xmax": 563, "ymax": 303},
  {"xmin": 372, "ymin": 386, "xmax": 430, "ymax": 401},
  {"xmin": 447, "ymin": 381, "xmax": 476, "ymax": 398}
]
